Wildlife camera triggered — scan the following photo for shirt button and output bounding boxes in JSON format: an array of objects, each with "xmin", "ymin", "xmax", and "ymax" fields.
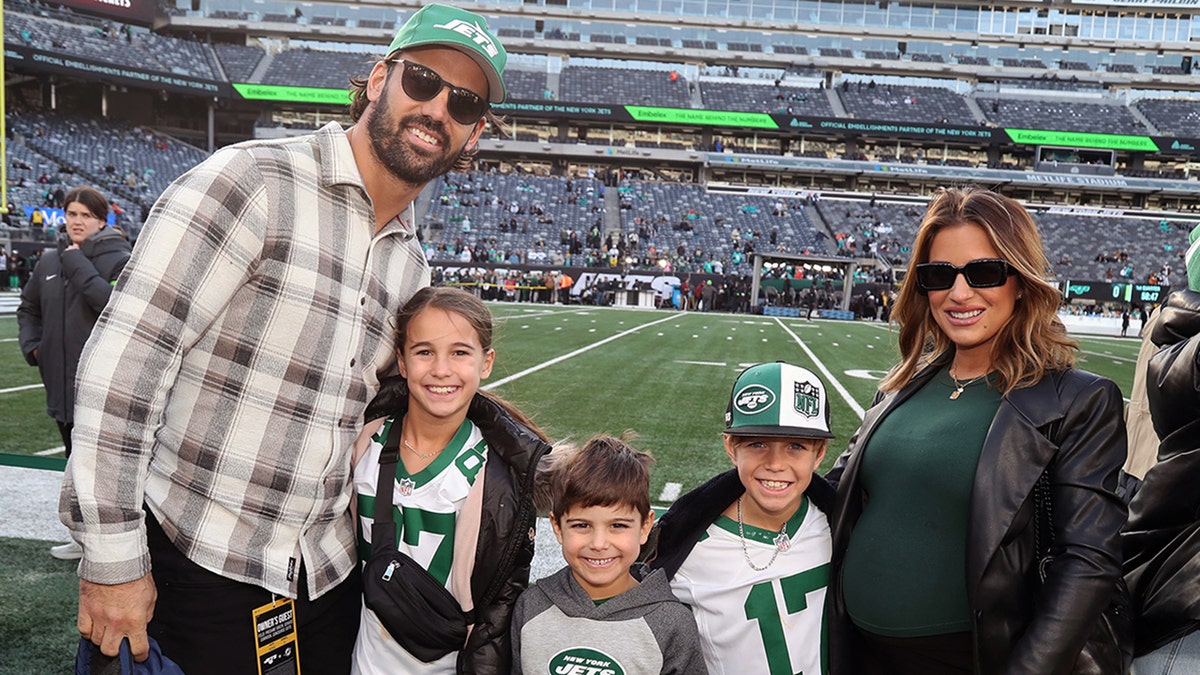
[
  {"xmin": 360, "ymin": 297, "xmax": 366, "ymax": 306},
  {"xmin": 349, "ymin": 358, "xmax": 356, "ymax": 367}
]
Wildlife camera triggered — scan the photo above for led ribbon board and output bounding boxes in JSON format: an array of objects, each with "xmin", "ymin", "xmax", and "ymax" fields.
[{"xmin": 1005, "ymin": 129, "xmax": 1160, "ymax": 152}]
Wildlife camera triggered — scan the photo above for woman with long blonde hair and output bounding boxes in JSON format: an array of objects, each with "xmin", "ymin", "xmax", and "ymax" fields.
[{"xmin": 826, "ymin": 187, "xmax": 1130, "ymax": 674}]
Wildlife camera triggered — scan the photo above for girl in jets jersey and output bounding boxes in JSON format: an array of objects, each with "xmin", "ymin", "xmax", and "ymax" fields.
[{"xmin": 350, "ymin": 287, "xmax": 552, "ymax": 674}]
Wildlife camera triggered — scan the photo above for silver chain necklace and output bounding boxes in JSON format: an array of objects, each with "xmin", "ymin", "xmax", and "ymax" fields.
[
  {"xmin": 736, "ymin": 496, "xmax": 791, "ymax": 571},
  {"xmin": 949, "ymin": 367, "xmax": 988, "ymax": 400}
]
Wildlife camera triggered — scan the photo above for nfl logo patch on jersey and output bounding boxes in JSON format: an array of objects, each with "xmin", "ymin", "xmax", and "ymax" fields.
[{"xmin": 398, "ymin": 478, "xmax": 416, "ymax": 497}]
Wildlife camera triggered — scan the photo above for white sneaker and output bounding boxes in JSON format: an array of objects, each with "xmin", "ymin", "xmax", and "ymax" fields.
[{"xmin": 50, "ymin": 541, "xmax": 83, "ymax": 560}]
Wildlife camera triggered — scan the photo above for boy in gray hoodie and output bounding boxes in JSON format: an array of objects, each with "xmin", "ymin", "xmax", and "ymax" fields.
[{"xmin": 511, "ymin": 436, "xmax": 707, "ymax": 674}]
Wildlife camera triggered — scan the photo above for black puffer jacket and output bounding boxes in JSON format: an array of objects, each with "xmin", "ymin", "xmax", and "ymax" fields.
[
  {"xmin": 826, "ymin": 354, "xmax": 1128, "ymax": 675},
  {"xmin": 17, "ymin": 228, "xmax": 132, "ymax": 424},
  {"xmin": 363, "ymin": 378, "xmax": 553, "ymax": 674},
  {"xmin": 1124, "ymin": 289, "xmax": 1200, "ymax": 655}
]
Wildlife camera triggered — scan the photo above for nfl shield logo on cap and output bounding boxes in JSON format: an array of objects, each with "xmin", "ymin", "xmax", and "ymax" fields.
[{"xmin": 725, "ymin": 362, "xmax": 834, "ymax": 439}]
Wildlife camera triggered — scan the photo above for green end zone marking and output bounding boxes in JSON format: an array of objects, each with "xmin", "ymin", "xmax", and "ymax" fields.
[
  {"xmin": 232, "ymin": 83, "xmax": 352, "ymax": 105},
  {"xmin": 626, "ymin": 106, "xmax": 779, "ymax": 129},
  {"xmin": 1003, "ymin": 128, "xmax": 1160, "ymax": 152},
  {"xmin": 0, "ymin": 453, "xmax": 66, "ymax": 471}
]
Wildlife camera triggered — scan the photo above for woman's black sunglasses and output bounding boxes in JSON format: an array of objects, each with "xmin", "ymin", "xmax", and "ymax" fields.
[
  {"xmin": 914, "ymin": 259, "xmax": 1013, "ymax": 292},
  {"xmin": 389, "ymin": 59, "xmax": 489, "ymax": 126}
]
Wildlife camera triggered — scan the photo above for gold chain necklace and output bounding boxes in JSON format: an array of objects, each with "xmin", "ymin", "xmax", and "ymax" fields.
[
  {"xmin": 949, "ymin": 367, "xmax": 988, "ymax": 400},
  {"xmin": 401, "ymin": 437, "xmax": 438, "ymax": 460}
]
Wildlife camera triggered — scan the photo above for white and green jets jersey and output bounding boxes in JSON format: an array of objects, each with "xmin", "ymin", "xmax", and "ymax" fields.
[
  {"xmin": 671, "ymin": 496, "xmax": 832, "ymax": 675},
  {"xmin": 350, "ymin": 416, "xmax": 489, "ymax": 675}
]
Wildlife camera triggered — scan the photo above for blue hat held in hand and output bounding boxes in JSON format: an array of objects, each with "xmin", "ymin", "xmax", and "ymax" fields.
[{"xmin": 76, "ymin": 637, "xmax": 184, "ymax": 675}]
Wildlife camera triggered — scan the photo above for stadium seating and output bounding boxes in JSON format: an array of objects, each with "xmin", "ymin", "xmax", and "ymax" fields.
[
  {"xmin": 7, "ymin": 111, "xmax": 208, "ymax": 227},
  {"xmin": 1036, "ymin": 212, "xmax": 1187, "ymax": 283},
  {"xmin": 504, "ymin": 69, "xmax": 550, "ymax": 102},
  {"xmin": 1134, "ymin": 98, "xmax": 1200, "ymax": 136},
  {"xmin": 978, "ymin": 98, "xmax": 1149, "ymax": 135},
  {"xmin": 3, "ymin": 0, "xmax": 1198, "ymax": 283},
  {"xmin": 558, "ymin": 66, "xmax": 690, "ymax": 108},
  {"xmin": 991, "ymin": 76, "xmax": 1103, "ymax": 93},
  {"xmin": 422, "ymin": 172, "xmax": 606, "ymax": 265},
  {"xmin": 617, "ymin": 181, "xmax": 829, "ymax": 268},
  {"xmin": 838, "ymin": 83, "xmax": 977, "ymax": 125},
  {"xmin": 4, "ymin": 12, "xmax": 218, "ymax": 81},
  {"xmin": 213, "ymin": 42, "xmax": 266, "ymax": 82},
  {"xmin": 261, "ymin": 48, "xmax": 379, "ymax": 89},
  {"xmin": 700, "ymin": 81, "xmax": 834, "ymax": 116}
]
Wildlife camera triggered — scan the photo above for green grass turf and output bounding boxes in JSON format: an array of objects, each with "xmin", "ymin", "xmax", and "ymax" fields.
[
  {"xmin": 1, "ymin": 308, "xmax": 1143, "ymax": 487},
  {"xmin": 0, "ymin": 305, "xmax": 1145, "ymax": 673},
  {"xmin": 0, "ymin": 537, "xmax": 80, "ymax": 674},
  {"xmin": 0, "ymin": 317, "xmax": 63, "ymax": 457}
]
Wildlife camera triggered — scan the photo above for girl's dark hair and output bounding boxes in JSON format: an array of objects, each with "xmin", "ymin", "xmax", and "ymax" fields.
[
  {"xmin": 550, "ymin": 434, "xmax": 655, "ymax": 521},
  {"xmin": 347, "ymin": 57, "xmax": 507, "ymax": 174},
  {"xmin": 62, "ymin": 186, "xmax": 109, "ymax": 221},
  {"xmin": 395, "ymin": 286, "xmax": 548, "ymax": 441}
]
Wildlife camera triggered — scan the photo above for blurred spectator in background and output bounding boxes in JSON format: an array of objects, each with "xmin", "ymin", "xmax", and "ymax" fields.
[{"xmin": 17, "ymin": 186, "xmax": 131, "ymax": 560}]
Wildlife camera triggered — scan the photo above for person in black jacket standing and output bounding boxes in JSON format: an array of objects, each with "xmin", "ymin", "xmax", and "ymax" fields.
[
  {"xmin": 18, "ymin": 185, "xmax": 131, "ymax": 560},
  {"xmin": 1123, "ymin": 226, "xmax": 1200, "ymax": 673},
  {"xmin": 827, "ymin": 187, "xmax": 1129, "ymax": 674}
]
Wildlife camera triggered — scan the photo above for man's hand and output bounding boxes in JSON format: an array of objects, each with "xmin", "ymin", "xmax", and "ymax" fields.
[{"xmin": 78, "ymin": 574, "xmax": 157, "ymax": 661}]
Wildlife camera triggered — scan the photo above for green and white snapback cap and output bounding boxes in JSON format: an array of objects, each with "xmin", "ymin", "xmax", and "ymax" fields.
[
  {"xmin": 725, "ymin": 362, "xmax": 834, "ymax": 439},
  {"xmin": 387, "ymin": 3, "xmax": 508, "ymax": 104}
]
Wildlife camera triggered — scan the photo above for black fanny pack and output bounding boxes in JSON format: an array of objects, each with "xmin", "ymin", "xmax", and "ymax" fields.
[{"xmin": 361, "ymin": 421, "xmax": 469, "ymax": 663}]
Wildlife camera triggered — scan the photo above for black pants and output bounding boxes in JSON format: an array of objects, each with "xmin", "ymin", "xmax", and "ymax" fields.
[
  {"xmin": 145, "ymin": 510, "xmax": 362, "ymax": 675},
  {"xmin": 57, "ymin": 420, "xmax": 73, "ymax": 458},
  {"xmin": 858, "ymin": 628, "xmax": 973, "ymax": 675}
]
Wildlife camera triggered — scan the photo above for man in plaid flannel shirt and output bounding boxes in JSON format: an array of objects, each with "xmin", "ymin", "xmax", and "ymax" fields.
[{"xmin": 60, "ymin": 5, "xmax": 509, "ymax": 672}]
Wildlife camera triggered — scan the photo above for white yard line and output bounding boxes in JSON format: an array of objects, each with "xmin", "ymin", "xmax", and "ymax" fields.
[
  {"xmin": 658, "ymin": 482, "xmax": 682, "ymax": 502},
  {"xmin": 484, "ymin": 313, "xmax": 680, "ymax": 390},
  {"xmin": 1079, "ymin": 350, "xmax": 1137, "ymax": 364},
  {"xmin": 772, "ymin": 317, "xmax": 866, "ymax": 420},
  {"xmin": 494, "ymin": 306, "xmax": 596, "ymax": 319},
  {"xmin": 0, "ymin": 383, "xmax": 42, "ymax": 394}
]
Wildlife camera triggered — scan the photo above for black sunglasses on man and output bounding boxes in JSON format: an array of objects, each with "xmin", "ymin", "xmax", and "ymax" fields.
[{"xmin": 389, "ymin": 59, "xmax": 489, "ymax": 126}]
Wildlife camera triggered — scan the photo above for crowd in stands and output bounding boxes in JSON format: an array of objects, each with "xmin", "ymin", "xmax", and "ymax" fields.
[
  {"xmin": 419, "ymin": 171, "xmax": 839, "ymax": 277},
  {"xmin": 5, "ymin": 126, "xmax": 1186, "ymax": 292},
  {"xmin": 4, "ymin": 106, "xmax": 1191, "ymax": 292},
  {"xmin": 4, "ymin": 110, "xmax": 208, "ymax": 239},
  {"xmin": 837, "ymin": 80, "xmax": 975, "ymax": 125}
]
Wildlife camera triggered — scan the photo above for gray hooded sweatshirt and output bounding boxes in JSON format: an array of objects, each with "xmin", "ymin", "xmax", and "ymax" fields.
[{"xmin": 512, "ymin": 564, "xmax": 708, "ymax": 675}]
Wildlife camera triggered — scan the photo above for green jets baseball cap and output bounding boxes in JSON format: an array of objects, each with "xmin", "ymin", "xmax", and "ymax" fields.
[
  {"xmin": 387, "ymin": 4, "xmax": 508, "ymax": 104},
  {"xmin": 725, "ymin": 362, "xmax": 834, "ymax": 439}
]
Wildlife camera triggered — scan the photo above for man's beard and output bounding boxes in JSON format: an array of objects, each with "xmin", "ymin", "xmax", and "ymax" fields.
[{"xmin": 366, "ymin": 84, "xmax": 468, "ymax": 186}]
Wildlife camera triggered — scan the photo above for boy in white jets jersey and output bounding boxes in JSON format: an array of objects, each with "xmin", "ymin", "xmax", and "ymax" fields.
[{"xmin": 641, "ymin": 362, "xmax": 837, "ymax": 675}]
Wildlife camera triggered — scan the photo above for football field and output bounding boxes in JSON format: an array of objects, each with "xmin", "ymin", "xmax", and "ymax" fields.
[
  {"xmin": 484, "ymin": 303, "xmax": 1138, "ymax": 495},
  {"xmin": 0, "ymin": 304, "xmax": 1141, "ymax": 672},
  {"xmin": 1, "ymin": 303, "xmax": 1141, "ymax": 496}
]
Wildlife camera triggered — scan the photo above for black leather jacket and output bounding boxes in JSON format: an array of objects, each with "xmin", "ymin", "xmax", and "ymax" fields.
[
  {"xmin": 826, "ymin": 354, "xmax": 1128, "ymax": 675},
  {"xmin": 364, "ymin": 379, "xmax": 553, "ymax": 674},
  {"xmin": 1124, "ymin": 289, "xmax": 1200, "ymax": 655}
]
